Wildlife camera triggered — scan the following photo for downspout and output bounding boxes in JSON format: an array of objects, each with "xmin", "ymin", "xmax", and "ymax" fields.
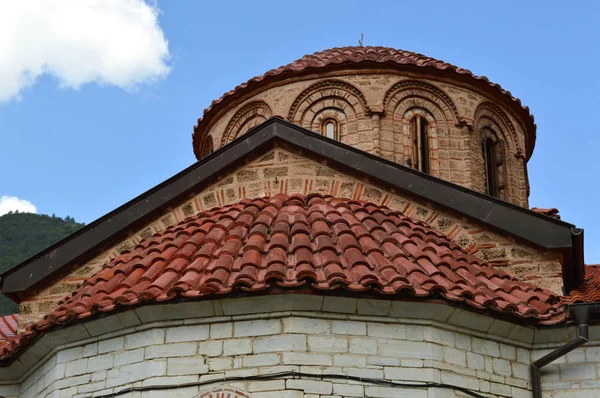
[{"xmin": 531, "ymin": 304, "xmax": 592, "ymax": 398}]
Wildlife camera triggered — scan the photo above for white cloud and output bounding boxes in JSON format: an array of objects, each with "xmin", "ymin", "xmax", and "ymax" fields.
[
  {"xmin": 0, "ymin": 0, "xmax": 171, "ymax": 102},
  {"xmin": 0, "ymin": 196, "xmax": 37, "ymax": 216}
]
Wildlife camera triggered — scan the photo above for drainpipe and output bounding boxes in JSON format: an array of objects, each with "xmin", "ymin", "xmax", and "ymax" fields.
[{"xmin": 531, "ymin": 304, "xmax": 592, "ymax": 398}]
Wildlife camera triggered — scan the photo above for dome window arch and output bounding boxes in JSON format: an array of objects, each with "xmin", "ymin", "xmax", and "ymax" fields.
[
  {"xmin": 320, "ymin": 118, "xmax": 340, "ymax": 141},
  {"xmin": 482, "ymin": 129, "xmax": 506, "ymax": 198},
  {"xmin": 200, "ymin": 136, "xmax": 214, "ymax": 158},
  {"xmin": 409, "ymin": 115, "xmax": 430, "ymax": 174}
]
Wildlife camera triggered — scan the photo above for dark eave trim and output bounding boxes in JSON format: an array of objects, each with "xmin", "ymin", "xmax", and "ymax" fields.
[{"xmin": 0, "ymin": 117, "xmax": 583, "ymax": 295}]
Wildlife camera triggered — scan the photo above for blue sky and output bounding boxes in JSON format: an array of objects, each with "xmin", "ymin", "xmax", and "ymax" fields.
[{"xmin": 1, "ymin": 1, "xmax": 599, "ymax": 261}]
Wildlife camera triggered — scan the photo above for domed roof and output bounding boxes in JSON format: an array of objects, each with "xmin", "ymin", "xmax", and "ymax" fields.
[
  {"xmin": 0, "ymin": 194, "xmax": 564, "ymax": 361},
  {"xmin": 193, "ymin": 46, "xmax": 536, "ymax": 158}
]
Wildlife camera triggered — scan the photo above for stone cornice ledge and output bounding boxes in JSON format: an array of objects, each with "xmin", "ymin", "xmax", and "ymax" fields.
[{"xmin": 0, "ymin": 295, "xmax": 583, "ymax": 383}]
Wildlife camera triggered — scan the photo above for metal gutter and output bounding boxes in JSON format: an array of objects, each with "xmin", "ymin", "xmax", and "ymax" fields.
[{"xmin": 531, "ymin": 303, "xmax": 596, "ymax": 398}]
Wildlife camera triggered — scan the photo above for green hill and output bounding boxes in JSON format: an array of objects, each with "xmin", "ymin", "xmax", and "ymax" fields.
[{"xmin": 0, "ymin": 212, "xmax": 84, "ymax": 315}]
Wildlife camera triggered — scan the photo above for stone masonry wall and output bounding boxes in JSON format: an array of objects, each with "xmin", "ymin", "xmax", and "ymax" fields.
[
  {"xmin": 2, "ymin": 297, "xmax": 599, "ymax": 398},
  {"xmin": 2, "ymin": 299, "xmax": 536, "ymax": 398},
  {"xmin": 17, "ymin": 147, "xmax": 562, "ymax": 330},
  {"xmin": 198, "ymin": 70, "xmax": 531, "ymax": 207}
]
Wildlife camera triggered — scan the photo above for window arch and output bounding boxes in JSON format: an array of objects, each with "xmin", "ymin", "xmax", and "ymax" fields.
[
  {"xmin": 320, "ymin": 118, "xmax": 340, "ymax": 141},
  {"xmin": 409, "ymin": 115, "xmax": 430, "ymax": 173},
  {"xmin": 200, "ymin": 136, "xmax": 214, "ymax": 158},
  {"xmin": 482, "ymin": 129, "xmax": 505, "ymax": 198}
]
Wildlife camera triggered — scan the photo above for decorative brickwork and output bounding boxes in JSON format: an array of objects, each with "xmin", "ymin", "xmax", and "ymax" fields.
[
  {"xmin": 221, "ymin": 101, "xmax": 272, "ymax": 146},
  {"xmin": 473, "ymin": 102, "xmax": 528, "ymax": 206},
  {"xmin": 17, "ymin": 147, "xmax": 561, "ymax": 330},
  {"xmin": 200, "ymin": 388, "xmax": 249, "ymax": 398},
  {"xmin": 200, "ymin": 71, "xmax": 531, "ymax": 206}
]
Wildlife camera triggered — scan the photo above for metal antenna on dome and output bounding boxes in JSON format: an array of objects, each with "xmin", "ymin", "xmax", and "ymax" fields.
[{"xmin": 358, "ymin": 33, "xmax": 364, "ymax": 47}]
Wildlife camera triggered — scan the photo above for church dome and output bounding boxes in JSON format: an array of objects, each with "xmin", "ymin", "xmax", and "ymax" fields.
[{"xmin": 193, "ymin": 46, "xmax": 536, "ymax": 162}]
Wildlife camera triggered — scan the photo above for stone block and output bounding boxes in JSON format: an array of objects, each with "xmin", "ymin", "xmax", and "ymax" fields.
[
  {"xmin": 210, "ymin": 322, "xmax": 233, "ymax": 339},
  {"xmin": 378, "ymin": 339, "xmax": 442, "ymax": 361},
  {"xmin": 114, "ymin": 348, "xmax": 144, "ymax": 367},
  {"xmin": 385, "ymin": 367, "xmax": 440, "ymax": 382},
  {"xmin": 283, "ymin": 317, "xmax": 330, "ymax": 334},
  {"xmin": 242, "ymin": 353, "xmax": 281, "ymax": 367},
  {"xmin": 559, "ymin": 363, "xmax": 596, "ymax": 380},
  {"xmin": 254, "ymin": 335, "xmax": 306, "ymax": 353},
  {"xmin": 125, "ymin": 329, "xmax": 166, "ymax": 349},
  {"xmin": 442, "ymin": 346, "xmax": 466, "ymax": 367},
  {"xmin": 165, "ymin": 325, "xmax": 209, "ymax": 343},
  {"xmin": 335, "ymin": 354, "xmax": 367, "ymax": 367},
  {"xmin": 65, "ymin": 358, "xmax": 88, "ymax": 377},
  {"xmin": 349, "ymin": 337, "xmax": 377, "ymax": 355},
  {"xmin": 208, "ymin": 357, "xmax": 233, "ymax": 371},
  {"xmin": 308, "ymin": 336, "xmax": 348, "ymax": 353},
  {"xmin": 357, "ymin": 299, "xmax": 390, "ymax": 316},
  {"xmin": 333, "ymin": 383, "xmax": 364, "ymax": 397},
  {"xmin": 106, "ymin": 360, "xmax": 166, "ymax": 388},
  {"xmin": 199, "ymin": 340, "xmax": 223, "ymax": 357},
  {"xmin": 322, "ymin": 297, "xmax": 357, "ymax": 314},
  {"xmin": 492, "ymin": 357, "xmax": 512, "ymax": 376},
  {"xmin": 167, "ymin": 357, "xmax": 208, "ymax": 376},
  {"xmin": 286, "ymin": 379, "xmax": 332, "ymax": 394},
  {"xmin": 56, "ymin": 347, "xmax": 84, "ymax": 364},
  {"xmin": 98, "ymin": 337, "xmax": 124, "ymax": 354},
  {"xmin": 224, "ymin": 338, "xmax": 252, "ymax": 355},
  {"xmin": 282, "ymin": 352, "xmax": 332, "ymax": 366},
  {"xmin": 365, "ymin": 386, "xmax": 427, "ymax": 398},
  {"xmin": 234, "ymin": 319, "xmax": 281, "ymax": 337},
  {"xmin": 247, "ymin": 380, "xmax": 286, "ymax": 392},
  {"xmin": 367, "ymin": 323, "xmax": 405, "ymax": 339},
  {"xmin": 87, "ymin": 353, "xmax": 113, "ymax": 372},
  {"xmin": 332, "ymin": 320, "xmax": 366, "ymax": 335},
  {"xmin": 466, "ymin": 352, "xmax": 485, "ymax": 370},
  {"xmin": 471, "ymin": 337, "xmax": 500, "ymax": 357}
]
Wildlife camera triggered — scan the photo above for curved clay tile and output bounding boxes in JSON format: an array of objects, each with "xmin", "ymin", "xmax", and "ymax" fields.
[{"xmin": 0, "ymin": 194, "xmax": 566, "ymax": 361}]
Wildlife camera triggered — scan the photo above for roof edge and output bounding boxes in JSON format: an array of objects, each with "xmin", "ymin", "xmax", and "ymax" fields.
[{"xmin": 1, "ymin": 118, "xmax": 579, "ymax": 296}]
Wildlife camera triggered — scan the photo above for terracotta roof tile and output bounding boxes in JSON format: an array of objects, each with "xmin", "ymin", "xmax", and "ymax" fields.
[
  {"xmin": 0, "ymin": 194, "xmax": 566, "ymax": 361},
  {"xmin": 531, "ymin": 207, "xmax": 561, "ymax": 220},
  {"xmin": 0, "ymin": 314, "xmax": 18, "ymax": 340},
  {"xmin": 193, "ymin": 46, "xmax": 536, "ymax": 159},
  {"xmin": 563, "ymin": 265, "xmax": 600, "ymax": 304}
]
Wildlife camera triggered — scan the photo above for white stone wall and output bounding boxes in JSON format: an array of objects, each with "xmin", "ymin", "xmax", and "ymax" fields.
[
  {"xmin": 533, "ymin": 341, "xmax": 600, "ymax": 398},
  {"xmin": 0, "ymin": 296, "xmax": 599, "ymax": 398},
  {"xmin": 6, "ymin": 317, "xmax": 531, "ymax": 398}
]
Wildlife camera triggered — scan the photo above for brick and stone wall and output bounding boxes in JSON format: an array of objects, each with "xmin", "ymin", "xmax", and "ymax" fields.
[
  {"xmin": 196, "ymin": 70, "xmax": 531, "ymax": 207},
  {"xmin": 17, "ymin": 147, "xmax": 562, "ymax": 330},
  {"xmin": 1, "ymin": 296, "xmax": 598, "ymax": 398}
]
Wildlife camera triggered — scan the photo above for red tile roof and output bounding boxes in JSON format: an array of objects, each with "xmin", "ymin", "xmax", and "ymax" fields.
[
  {"xmin": 0, "ymin": 194, "xmax": 566, "ymax": 361},
  {"xmin": 531, "ymin": 207, "xmax": 561, "ymax": 220},
  {"xmin": 0, "ymin": 314, "xmax": 18, "ymax": 340},
  {"xmin": 563, "ymin": 265, "xmax": 600, "ymax": 304},
  {"xmin": 193, "ymin": 46, "xmax": 536, "ymax": 160}
]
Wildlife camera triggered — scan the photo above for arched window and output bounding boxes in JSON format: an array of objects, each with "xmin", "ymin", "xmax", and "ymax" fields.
[
  {"xmin": 320, "ymin": 118, "xmax": 340, "ymax": 141},
  {"xmin": 482, "ymin": 131, "xmax": 505, "ymax": 198},
  {"xmin": 484, "ymin": 138, "xmax": 498, "ymax": 196},
  {"xmin": 201, "ymin": 136, "xmax": 214, "ymax": 158},
  {"xmin": 410, "ymin": 115, "xmax": 429, "ymax": 173}
]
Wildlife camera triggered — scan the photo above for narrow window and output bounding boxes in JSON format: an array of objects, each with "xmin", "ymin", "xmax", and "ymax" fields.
[
  {"xmin": 484, "ymin": 138, "xmax": 497, "ymax": 196},
  {"xmin": 410, "ymin": 115, "xmax": 429, "ymax": 173},
  {"xmin": 482, "ymin": 134, "xmax": 505, "ymax": 198},
  {"xmin": 320, "ymin": 118, "xmax": 339, "ymax": 141}
]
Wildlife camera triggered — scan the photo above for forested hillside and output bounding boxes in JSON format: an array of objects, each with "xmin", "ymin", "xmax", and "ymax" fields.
[{"xmin": 0, "ymin": 212, "xmax": 84, "ymax": 315}]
